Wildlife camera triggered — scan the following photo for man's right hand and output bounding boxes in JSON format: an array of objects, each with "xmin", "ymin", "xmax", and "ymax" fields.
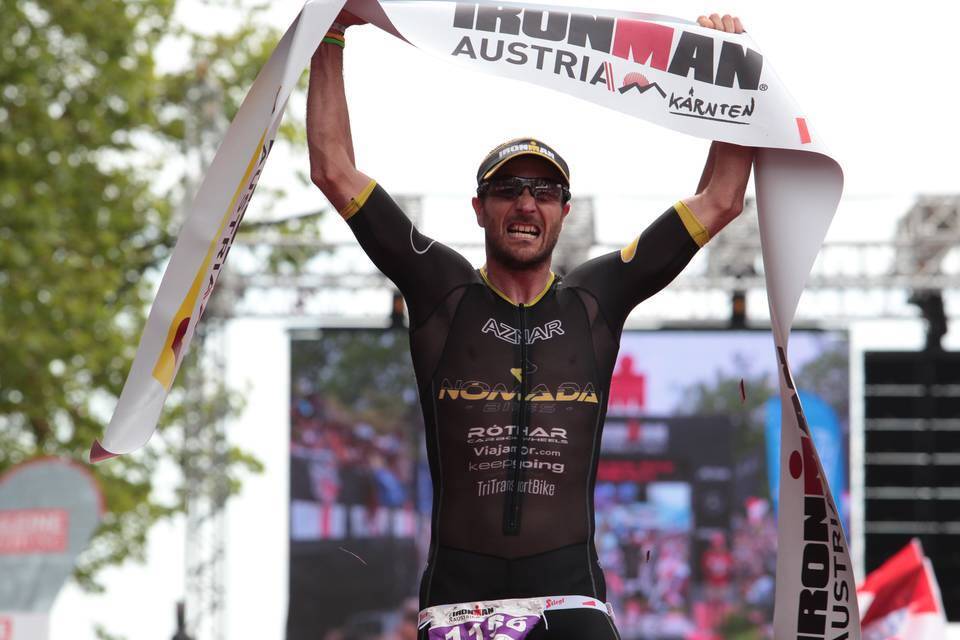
[{"xmin": 696, "ymin": 13, "xmax": 744, "ymax": 34}]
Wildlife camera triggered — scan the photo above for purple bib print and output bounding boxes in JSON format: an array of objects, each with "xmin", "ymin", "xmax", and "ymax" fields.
[
  {"xmin": 427, "ymin": 612, "xmax": 542, "ymax": 640},
  {"xmin": 419, "ymin": 595, "xmax": 613, "ymax": 640}
]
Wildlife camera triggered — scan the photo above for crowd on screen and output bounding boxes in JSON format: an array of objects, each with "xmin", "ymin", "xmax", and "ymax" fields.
[
  {"xmin": 593, "ymin": 494, "xmax": 778, "ymax": 639},
  {"xmin": 291, "ymin": 380, "xmax": 414, "ymax": 512}
]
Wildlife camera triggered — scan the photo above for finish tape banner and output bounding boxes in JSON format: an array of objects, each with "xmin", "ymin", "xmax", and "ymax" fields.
[{"xmin": 92, "ymin": 1, "xmax": 859, "ymax": 637}]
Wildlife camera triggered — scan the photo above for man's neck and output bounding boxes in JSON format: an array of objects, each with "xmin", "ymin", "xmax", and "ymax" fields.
[{"xmin": 482, "ymin": 259, "xmax": 554, "ymax": 305}]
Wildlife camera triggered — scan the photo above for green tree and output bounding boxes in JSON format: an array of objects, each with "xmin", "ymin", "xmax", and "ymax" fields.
[
  {"xmin": 679, "ymin": 353, "xmax": 778, "ymax": 461},
  {"xmin": 292, "ymin": 329, "xmax": 419, "ymax": 426},
  {"xmin": 678, "ymin": 340, "xmax": 851, "ymax": 500},
  {"xmin": 0, "ymin": 0, "xmax": 310, "ymax": 592},
  {"xmin": 793, "ymin": 338, "xmax": 850, "ymax": 423}
]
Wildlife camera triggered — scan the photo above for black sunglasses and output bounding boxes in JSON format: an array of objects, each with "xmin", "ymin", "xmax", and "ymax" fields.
[{"xmin": 478, "ymin": 176, "xmax": 571, "ymax": 204}]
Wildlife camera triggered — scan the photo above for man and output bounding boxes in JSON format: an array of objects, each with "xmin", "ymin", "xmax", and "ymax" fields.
[{"xmin": 308, "ymin": 11, "xmax": 753, "ymax": 640}]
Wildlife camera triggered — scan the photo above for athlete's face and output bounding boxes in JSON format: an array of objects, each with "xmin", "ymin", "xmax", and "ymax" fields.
[{"xmin": 472, "ymin": 156, "xmax": 571, "ymax": 271}]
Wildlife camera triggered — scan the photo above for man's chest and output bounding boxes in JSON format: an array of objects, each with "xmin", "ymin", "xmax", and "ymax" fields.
[{"xmin": 433, "ymin": 290, "xmax": 600, "ymax": 411}]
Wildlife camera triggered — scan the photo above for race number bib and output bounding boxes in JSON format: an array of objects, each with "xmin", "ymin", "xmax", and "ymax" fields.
[
  {"xmin": 428, "ymin": 612, "xmax": 541, "ymax": 640},
  {"xmin": 422, "ymin": 599, "xmax": 547, "ymax": 640}
]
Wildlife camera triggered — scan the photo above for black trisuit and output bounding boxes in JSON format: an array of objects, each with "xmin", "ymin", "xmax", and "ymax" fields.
[{"xmin": 342, "ymin": 180, "xmax": 708, "ymax": 635}]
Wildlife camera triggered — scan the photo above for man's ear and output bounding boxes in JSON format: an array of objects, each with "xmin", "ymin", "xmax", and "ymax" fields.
[
  {"xmin": 472, "ymin": 196, "xmax": 485, "ymax": 228},
  {"xmin": 562, "ymin": 202, "xmax": 571, "ymax": 220}
]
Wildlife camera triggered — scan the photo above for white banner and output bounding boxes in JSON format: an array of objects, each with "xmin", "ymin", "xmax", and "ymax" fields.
[
  {"xmin": 94, "ymin": 1, "xmax": 859, "ymax": 637},
  {"xmin": 88, "ymin": 0, "xmax": 348, "ymax": 463}
]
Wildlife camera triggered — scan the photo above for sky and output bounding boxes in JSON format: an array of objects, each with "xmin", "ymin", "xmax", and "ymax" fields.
[{"xmin": 45, "ymin": 0, "xmax": 960, "ymax": 638}]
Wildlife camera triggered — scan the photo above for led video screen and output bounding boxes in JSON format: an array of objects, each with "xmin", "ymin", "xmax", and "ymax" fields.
[{"xmin": 287, "ymin": 328, "xmax": 849, "ymax": 640}]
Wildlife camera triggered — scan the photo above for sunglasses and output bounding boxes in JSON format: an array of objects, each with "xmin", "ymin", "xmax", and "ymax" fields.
[{"xmin": 478, "ymin": 176, "xmax": 571, "ymax": 204}]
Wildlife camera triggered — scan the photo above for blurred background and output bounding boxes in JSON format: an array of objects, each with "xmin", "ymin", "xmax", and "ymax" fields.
[{"xmin": 1, "ymin": 0, "xmax": 959, "ymax": 639}]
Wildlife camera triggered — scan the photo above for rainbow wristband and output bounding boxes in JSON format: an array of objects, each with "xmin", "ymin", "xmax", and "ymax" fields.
[{"xmin": 323, "ymin": 32, "xmax": 345, "ymax": 48}]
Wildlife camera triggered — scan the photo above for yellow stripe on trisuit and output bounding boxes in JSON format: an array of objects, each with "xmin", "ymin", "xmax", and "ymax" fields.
[
  {"xmin": 675, "ymin": 200, "xmax": 710, "ymax": 247},
  {"xmin": 620, "ymin": 236, "xmax": 640, "ymax": 263},
  {"xmin": 479, "ymin": 267, "xmax": 555, "ymax": 306},
  {"xmin": 340, "ymin": 179, "xmax": 378, "ymax": 220}
]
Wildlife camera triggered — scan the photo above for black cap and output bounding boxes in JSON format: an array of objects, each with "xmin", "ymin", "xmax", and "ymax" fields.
[{"xmin": 476, "ymin": 137, "xmax": 570, "ymax": 186}]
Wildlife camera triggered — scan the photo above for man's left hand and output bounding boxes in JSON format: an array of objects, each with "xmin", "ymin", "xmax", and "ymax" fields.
[{"xmin": 697, "ymin": 13, "xmax": 744, "ymax": 34}]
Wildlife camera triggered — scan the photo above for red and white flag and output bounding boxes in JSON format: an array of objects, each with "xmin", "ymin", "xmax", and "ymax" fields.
[{"xmin": 857, "ymin": 539, "xmax": 947, "ymax": 640}]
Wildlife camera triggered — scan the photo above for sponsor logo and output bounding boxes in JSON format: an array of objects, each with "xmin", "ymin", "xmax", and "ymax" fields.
[
  {"xmin": 447, "ymin": 605, "xmax": 495, "ymax": 623},
  {"xmin": 477, "ymin": 477, "xmax": 557, "ymax": 497},
  {"xmin": 545, "ymin": 597, "xmax": 566, "ymax": 608},
  {"xmin": 451, "ymin": 4, "xmax": 763, "ymax": 91},
  {"xmin": 482, "ymin": 317, "xmax": 564, "ymax": 345},
  {"xmin": 776, "ymin": 347, "xmax": 853, "ymax": 640},
  {"xmin": 438, "ymin": 379, "xmax": 598, "ymax": 403},
  {"xmin": 467, "ymin": 425, "xmax": 568, "ymax": 444},
  {"xmin": 473, "ymin": 444, "xmax": 561, "ymax": 458},
  {"xmin": 468, "ymin": 458, "xmax": 565, "ymax": 474},
  {"xmin": 202, "ymin": 135, "xmax": 275, "ymax": 308},
  {"xmin": 618, "ymin": 71, "xmax": 665, "ymax": 97},
  {"xmin": 669, "ymin": 87, "xmax": 755, "ymax": 124},
  {"xmin": 498, "ymin": 141, "xmax": 555, "ymax": 161}
]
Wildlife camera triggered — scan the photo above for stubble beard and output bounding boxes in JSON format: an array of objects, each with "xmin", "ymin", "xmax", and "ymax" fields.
[{"xmin": 485, "ymin": 224, "xmax": 562, "ymax": 271}]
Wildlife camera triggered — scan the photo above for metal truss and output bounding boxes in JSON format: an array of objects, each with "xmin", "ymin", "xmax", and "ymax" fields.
[
  {"xmin": 217, "ymin": 194, "xmax": 960, "ymax": 326},
  {"xmin": 182, "ymin": 324, "xmax": 230, "ymax": 640}
]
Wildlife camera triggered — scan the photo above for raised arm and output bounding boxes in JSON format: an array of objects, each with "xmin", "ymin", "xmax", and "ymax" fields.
[
  {"xmin": 563, "ymin": 13, "xmax": 756, "ymax": 330},
  {"xmin": 306, "ymin": 15, "xmax": 477, "ymax": 326},
  {"xmin": 681, "ymin": 13, "xmax": 756, "ymax": 237},
  {"xmin": 307, "ymin": 13, "xmax": 370, "ymax": 209},
  {"xmin": 682, "ymin": 140, "xmax": 754, "ymax": 236}
]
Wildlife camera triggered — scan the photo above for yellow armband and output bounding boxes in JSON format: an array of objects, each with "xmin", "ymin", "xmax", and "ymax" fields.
[
  {"xmin": 675, "ymin": 200, "xmax": 710, "ymax": 248},
  {"xmin": 339, "ymin": 179, "xmax": 378, "ymax": 220}
]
